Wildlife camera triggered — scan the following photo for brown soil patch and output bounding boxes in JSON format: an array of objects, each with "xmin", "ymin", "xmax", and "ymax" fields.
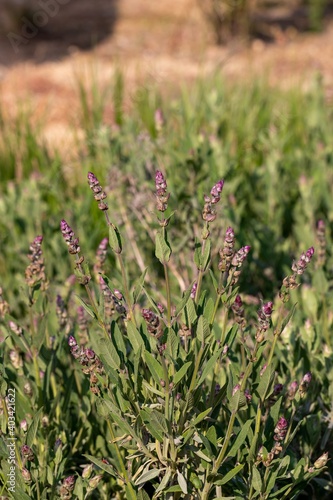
[{"xmin": 1, "ymin": 0, "xmax": 333, "ymax": 151}]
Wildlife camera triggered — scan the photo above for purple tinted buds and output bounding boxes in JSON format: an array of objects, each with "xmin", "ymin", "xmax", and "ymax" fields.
[
  {"xmin": 292, "ymin": 247, "xmax": 315, "ymax": 275},
  {"xmin": 244, "ymin": 389, "xmax": 252, "ymax": 402},
  {"xmin": 288, "ymin": 380, "xmax": 298, "ymax": 399},
  {"xmin": 273, "ymin": 384, "xmax": 283, "ymax": 396},
  {"xmin": 299, "ymin": 372, "xmax": 312, "ymax": 398},
  {"xmin": 68, "ymin": 335, "xmax": 77, "ymax": 348},
  {"xmin": 190, "ymin": 282, "xmax": 197, "ymax": 299},
  {"xmin": 142, "ymin": 308, "xmax": 161, "ymax": 336},
  {"xmin": 231, "ymin": 246, "xmax": 251, "ymax": 268},
  {"xmin": 25, "ymin": 235, "xmax": 47, "ymax": 289},
  {"xmin": 60, "ymin": 220, "xmax": 80, "ymax": 255},
  {"xmin": 274, "ymin": 417, "xmax": 288, "ymax": 442},
  {"xmin": 210, "ymin": 180, "xmax": 224, "ymax": 204},
  {"xmin": 155, "ymin": 170, "xmax": 170, "ymax": 212},
  {"xmin": 87, "ymin": 172, "xmax": 108, "ymax": 211},
  {"xmin": 231, "ymin": 295, "xmax": 246, "ymax": 328},
  {"xmin": 94, "ymin": 237, "xmax": 108, "ymax": 277},
  {"xmin": 60, "ymin": 475, "xmax": 76, "ymax": 497},
  {"xmin": 255, "ymin": 301, "xmax": 273, "ymax": 342},
  {"xmin": 21, "ymin": 445, "xmax": 34, "ymax": 461},
  {"xmin": 218, "ymin": 226, "xmax": 235, "ymax": 272}
]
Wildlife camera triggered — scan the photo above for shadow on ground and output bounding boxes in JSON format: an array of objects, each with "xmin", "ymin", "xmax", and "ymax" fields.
[{"xmin": 0, "ymin": 0, "xmax": 118, "ymax": 66}]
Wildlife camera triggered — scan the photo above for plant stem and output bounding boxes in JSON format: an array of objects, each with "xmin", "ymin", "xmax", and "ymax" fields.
[{"xmin": 107, "ymin": 419, "xmax": 137, "ymax": 500}]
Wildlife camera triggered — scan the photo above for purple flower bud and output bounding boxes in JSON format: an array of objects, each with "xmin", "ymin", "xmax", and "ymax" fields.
[
  {"xmin": 210, "ymin": 179, "xmax": 224, "ymax": 204},
  {"xmin": 20, "ymin": 419, "xmax": 28, "ymax": 432},
  {"xmin": 262, "ymin": 301, "xmax": 273, "ymax": 317},
  {"xmin": 21, "ymin": 467, "xmax": 31, "ymax": 482},
  {"xmin": 68, "ymin": 336, "xmax": 77, "ymax": 347},
  {"xmin": 157, "ymin": 302, "xmax": 165, "ymax": 314},
  {"xmin": 113, "ymin": 289, "xmax": 123, "ymax": 301},
  {"xmin": 85, "ymin": 349, "xmax": 96, "ymax": 360},
  {"xmin": 260, "ymin": 364, "xmax": 267, "ymax": 376},
  {"xmin": 273, "ymin": 384, "xmax": 283, "ymax": 396},
  {"xmin": 288, "ymin": 380, "xmax": 298, "ymax": 398},
  {"xmin": 231, "ymin": 246, "xmax": 251, "ymax": 267},
  {"xmin": 190, "ymin": 282, "xmax": 197, "ymax": 299},
  {"xmin": 276, "ymin": 417, "xmax": 288, "ymax": 430},
  {"xmin": 21, "ymin": 445, "xmax": 34, "ymax": 461},
  {"xmin": 299, "ymin": 371, "xmax": 312, "ymax": 397},
  {"xmin": 54, "ymin": 438, "xmax": 62, "ymax": 452},
  {"xmin": 62, "ymin": 475, "xmax": 76, "ymax": 491},
  {"xmin": 88, "ymin": 172, "xmax": 108, "ymax": 211},
  {"xmin": 60, "ymin": 220, "xmax": 80, "ymax": 254},
  {"xmin": 245, "ymin": 389, "xmax": 252, "ymax": 402},
  {"xmin": 155, "ymin": 170, "xmax": 167, "ymax": 191},
  {"xmin": 155, "ymin": 170, "xmax": 170, "ymax": 212},
  {"xmin": 222, "ymin": 344, "xmax": 229, "ymax": 355}
]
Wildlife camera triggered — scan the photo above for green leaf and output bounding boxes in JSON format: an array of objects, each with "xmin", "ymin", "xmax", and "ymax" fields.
[
  {"xmin": 177, "ymin": 470, "xmax": 188, "ymax": 494},
  {"xmin": 173, "ymin": 362, "xmax": 192, "ymax": 386},
  {"xmin": 194, "ymin": 238, "xmax": 202, "ymax": 269},
  {"xmin": 196, "ymin": 347, "xmax": 223, "ymax": 388},
  {"xmin": 32, "ymin": 313, "xmax": 48, "ymax": 351},
  {"xmin": 192, "ymin": 407, "xmax": 212, "ymax": 426},
  {"xmin": 209, "ymin": 269, "xmax": 218, "ymax": 292},
  {"xmin": 26, "ymin": 407, "xmax": 43, "ymax": 448},
  {"xmin": 228, "ymin": 419, "xmax": 254, "ymax": 458},
  {"xmin": 155, "ymin": 468, "xmax": 172, "ymax": 493},
  {"xmin": 256, "ymin": 363, "xmax": 275, "ymax": 401},
  {"xmin": 276, "ymin": 303, "xmax": 297, "ymax": 336},
  {"xmin": 144, "ymin": 351, "xmax": 164, "ymax": 386},
  {"xmin": 140, "ymin": 409, "xmax": 167, "ymax": 442},
  {"xmin": 175, "ymin": 288, "xmax": 192, "ymax": 317},
  {"xmin": 84, "ymin": 455, "xmax": 118, "ymax": 478},
  {"xmin": 251, "ymin": 464, "xmax": 262, "ymax": 492},
  {"xmin": 75, "ymin": 294, "xmax": 97, "ymax": 320},
  {"xmin": 201, "ymin": 239, "xmax": 211, "ymax": 271},
  {"xmin": 196, "ymin": 315, "xmax": 210, "ymax": 342},
  {"xmin": 132, "ymin": 267, "xmax": 148, "ymax": 303},
  {"xmin": 155, "ymin": 230, "xmax": 171, "ymax": 263},
  {"xmin": 183, "ymin": 298, "xmax": 197, "ymax": 326},
  {"xmin": 214, "ymin": 464, "xmax": 244, "ymax": 485},
  {"xmin": 135, "ymin": 468, "xmax": 164, "ymax": 485},
  {"xmin": 137, "ymin": 490, "xmax": 151, "ymax": 500},
  {"xmin": 127, "ymin": 321, "xmax": 145, "ymax": 351},
  {"xmin": 98, "ymin": 337, "xmax": 121, "ymax": 371},
  {"xmin": 109, "ymin": 223, "xmax": 122, "ymax": 253},
  {"xmin": 166, "ymin": 328, "xmax": 179, "ymax": 361}
]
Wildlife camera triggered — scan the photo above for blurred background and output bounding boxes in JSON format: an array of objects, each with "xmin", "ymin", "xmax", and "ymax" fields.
[{"xmin": 0, "ymin": 0, "xmax": 333, "ymax": 151}]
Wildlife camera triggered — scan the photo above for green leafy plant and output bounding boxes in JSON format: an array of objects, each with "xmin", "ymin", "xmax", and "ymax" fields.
[{"xmin": 2, "ymin": 167, "xmax": 331, "ymax": 499}]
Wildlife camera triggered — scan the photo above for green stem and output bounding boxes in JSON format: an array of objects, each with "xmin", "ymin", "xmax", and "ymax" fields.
[
  {"xmin": 163, "ymin": 262, "xmax": 172, "ymax": 328},
  {"xmin": 117, "ymin": 252, "xmax": 137, "ymax": 327},
  {"xmin": 107, "ymin": 419, "xmax": 137, "ymax": 500},
  {"xmin": 189, "ymin": 343, "xmax": 205, "ymax": 392}
]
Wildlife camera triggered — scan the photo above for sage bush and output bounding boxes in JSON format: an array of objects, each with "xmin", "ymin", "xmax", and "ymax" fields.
[{"xmin": 1, "ymin": 164, "xmax": 332, "ymax": 499}]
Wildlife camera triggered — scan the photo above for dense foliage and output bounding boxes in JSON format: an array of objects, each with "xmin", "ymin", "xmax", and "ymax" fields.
[{"xmin": 0, "ymin": 76, "xmax": 333, "ymax": 499}]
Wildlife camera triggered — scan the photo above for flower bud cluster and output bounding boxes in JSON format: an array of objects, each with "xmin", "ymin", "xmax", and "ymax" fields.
[
  {"xmin": 218, "ymin": 226, "xmax": 235, "ymax": 273},
  {"xmin": 87, "ymin": 172, "xmax": 108, "ymax": 211},
  {"xmin": 299, "ymin": 371, "xmax": 312, "ymax": 398},
  {"xmin": 21, "ymin": 445, "xmax": 34, "ymax": 462},
  {"xmin": 255, "ymin": 301, "xmax": 273, "ymax": 343},
  {"xmin": 68, "ymin": 336, "xmax": 104, "ymax": 394},
  {"xmin": 231, "ymin": 295, "xmax": 246, "ymax": 328},
  {"xmin": 259, "ymin": 416, "xmax": 289, "ymax": 466},
  {"xmin": 142, "ymin": 308, "xmax": 162, "ymax": 337},
  {"xmin": 93, "ymin": 237, "xmax": 108, "ymax": 278},
  {"xmin": 229, "ymin": 245, "xmax": 251, "ymax": 285},
  {"xmin": 280, "ymin": 247, "xmax": 315, "ymax": 301},
  {"xmin": 155, "ymin": 170, "xmax": 170, "ymax": 212},
  {"xmin": 25, "ymin": 235, "xmax": 47, "ymax": 289},
  {"xmin": 202, "ymin": 180, "xmax": 224, "ymax": 223},
  {"xmin": 60, "ymin": 220, "xmax": 81, "ymax": 255},
  {"xmin": 0, "ymin": 286, "xmax": 9, "ymax": 319},
  {"xmin": 316, "ymin": 220, "xmax": 326, "ymax": 267},
  {"xmin": 9, "ymin": 348, "xmax": 23, "ymax": 370},
  {"xmin": 99, "ymin": 278, "xmax": 126, "ymax": 318},
  {"xmin": 59, "ymin": 475, "xmax": 76, "ymax": 499}
]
